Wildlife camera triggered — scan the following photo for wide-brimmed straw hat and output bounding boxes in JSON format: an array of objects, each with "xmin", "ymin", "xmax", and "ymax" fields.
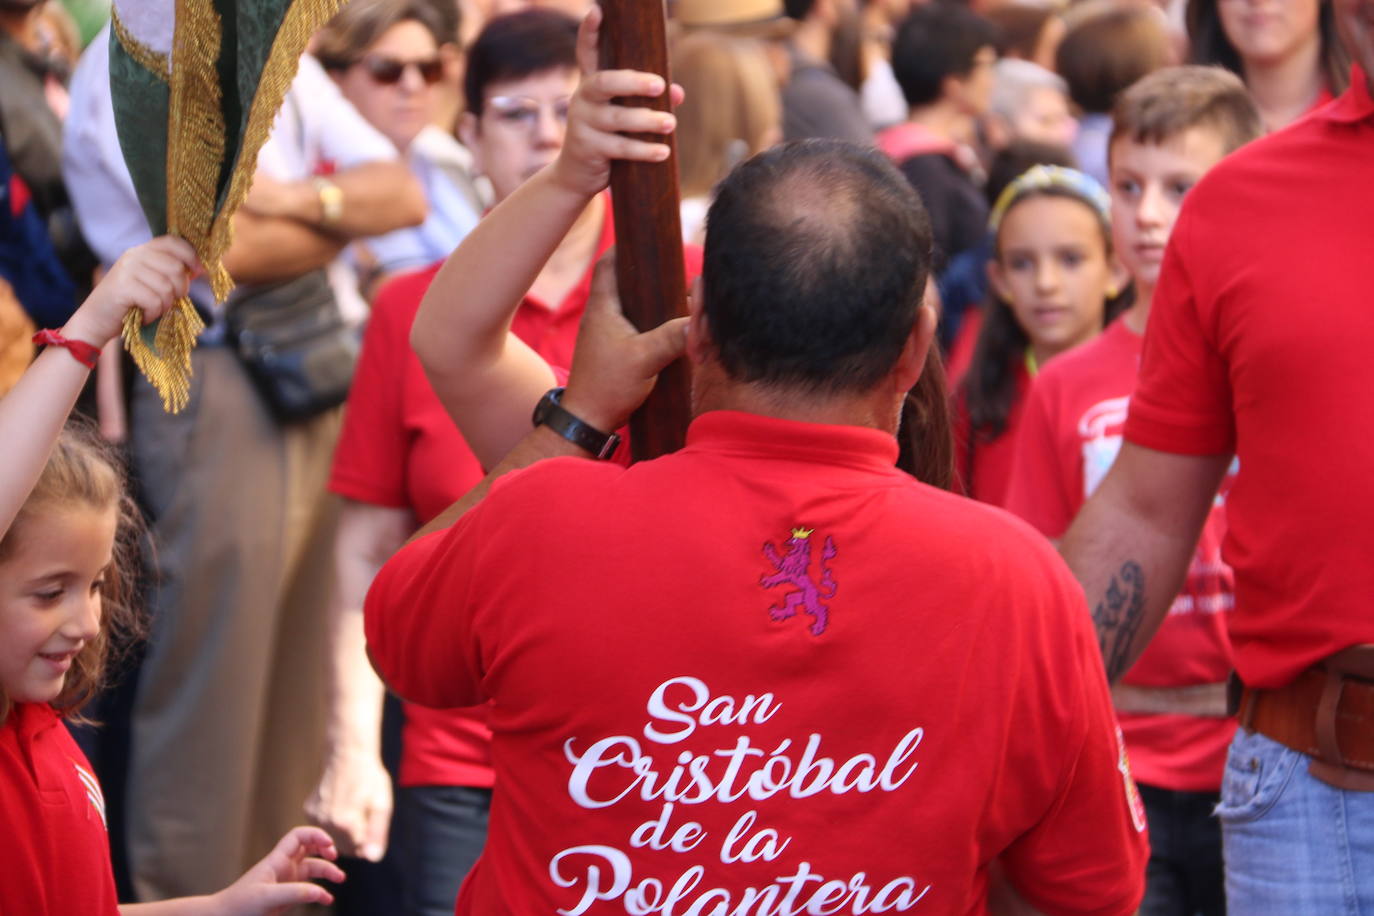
[{"xmin": 671, "ymin": 0, "xmax": 795, "ymax": 39}]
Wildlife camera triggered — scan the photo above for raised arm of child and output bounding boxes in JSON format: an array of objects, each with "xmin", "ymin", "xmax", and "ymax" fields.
[
  {"xmin": 119, "ymin": 826, "xmax": 345, "ymax": 914},
  {"xmin": 411, "ymin": 4, "xmax": 680, "ymax": 469},
  {"xmin": 0, "ymin": 236, "xmax": 198, "ymax": 541}
]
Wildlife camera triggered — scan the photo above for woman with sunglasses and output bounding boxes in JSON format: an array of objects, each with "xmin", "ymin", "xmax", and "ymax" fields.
[{"xmin": 315, "ymin": 0, "xmax": 485, "ymax": 292}]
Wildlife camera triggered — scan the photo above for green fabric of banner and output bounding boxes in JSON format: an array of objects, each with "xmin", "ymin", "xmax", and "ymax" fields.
[
  {"xmin": 108, "ymin": 32, "xmax": 169, "ymax": 237},
  {"xmin": 107, "ymin": 0, "xmax": 342, "ymax": 410}
]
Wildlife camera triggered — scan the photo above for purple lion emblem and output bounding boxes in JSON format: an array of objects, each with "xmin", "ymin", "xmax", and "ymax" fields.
[{"xmin": 761, "ymin": 527, "xmax": 838, "ymax": 636}]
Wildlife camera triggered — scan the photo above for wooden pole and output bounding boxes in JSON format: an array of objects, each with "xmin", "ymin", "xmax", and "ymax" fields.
[{"xmin": 598, "ymin": 0, "xmax": 691, "ymax": 462}]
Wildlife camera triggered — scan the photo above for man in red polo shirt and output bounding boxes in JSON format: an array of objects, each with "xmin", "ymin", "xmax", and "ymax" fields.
[
  {"xmin": 363, "ymin": 66, "xmax": 1148, "ymax": 911},
  {"xmin": 314, "ymin": 11, "xmax": 702, "ymax": 912},
  {"xmin": 1060, "ymin": 0, "xmax": 1374, "ymax": 907}
]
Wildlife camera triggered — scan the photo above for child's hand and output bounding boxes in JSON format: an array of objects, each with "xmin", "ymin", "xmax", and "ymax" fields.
[
  {"xmin": 209, "ymin": 826, "xmax": 344, "ymax": 915},
  {"xmin": 549, "ymin": 4, "xmax": 681, "ymax": 199},
  {"xmin": 63, "ymin": 236, "xmax": 200, "ymax": 346}
]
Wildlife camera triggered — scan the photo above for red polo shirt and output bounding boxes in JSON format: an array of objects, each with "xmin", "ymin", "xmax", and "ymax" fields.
[
  {"xmin": 1007, "ymin": 319, "xmax": 1236, "ymax": 792},
  {"xmin": 1124, "ymin": 67, "xmax": 1374, "ymax": 688},
  {"xmin": 331, "ymin": 262, "xmax": 496, "ymax": 788},
  {"xmin": 365, "ymin": 411, "xmax": 1147, "ymax": 915},
  {"xmin": 332, "ymin": 204, "xmax": 702, "ymax": 786},
  {"xmin": 0, "ymin": 704, "xmax": 119, "ymax": 915},
  {"xmin": 510, "ymin": 201, "xmax": 615, "ymax": 373}
]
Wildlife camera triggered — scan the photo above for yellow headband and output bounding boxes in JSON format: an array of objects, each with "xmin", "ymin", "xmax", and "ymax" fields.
[{"xmin": 988, "ymin": 164, "xmax": 1112, "ymax": 235}]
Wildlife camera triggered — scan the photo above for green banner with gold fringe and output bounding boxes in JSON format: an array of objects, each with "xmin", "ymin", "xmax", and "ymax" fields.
[{"xmin": 109, "ymin": 0, "xmax": 344, "ymax": 411}]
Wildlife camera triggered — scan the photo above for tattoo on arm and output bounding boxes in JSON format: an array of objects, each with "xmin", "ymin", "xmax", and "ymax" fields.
[{"xmin": 1092, "ymin": 561, "xmax": 1146, "ymax": 682}]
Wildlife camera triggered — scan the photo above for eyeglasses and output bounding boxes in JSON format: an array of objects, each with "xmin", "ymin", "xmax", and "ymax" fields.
[
  {"xmin": 359, "ymin": 55, "xmax": 444, "ymax": 86},
  {"xmin": 485, "ymin": 94, "xmax": 573, "ymax": 130}
]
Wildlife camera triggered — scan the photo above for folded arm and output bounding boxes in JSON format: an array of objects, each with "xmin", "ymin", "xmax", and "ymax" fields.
[{"xmin": 224, "ymin": 162, "xmax": 426, "ymax": 285}]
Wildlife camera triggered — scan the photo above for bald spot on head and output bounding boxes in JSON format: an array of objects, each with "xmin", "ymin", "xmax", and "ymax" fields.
[
  {"xmin": 755, "ymin": 163, "xmax": 866, "ymax": 277},
  {"xmin": 702, "ymin": 139, "xmax": 933, "ymax": 395}
]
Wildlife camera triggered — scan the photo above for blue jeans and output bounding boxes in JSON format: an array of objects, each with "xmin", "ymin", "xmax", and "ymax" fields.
[
  {"xmin": 394, "ymin": 784, "xmax": 491, "ymax": 916},
  {"xmin": 1138, "ymin": 783, "xmax": 1224, "ymax": 916},
  {"xmin": 1218, "ymin": 728, "xmax": 1374, "ymax": 914}
]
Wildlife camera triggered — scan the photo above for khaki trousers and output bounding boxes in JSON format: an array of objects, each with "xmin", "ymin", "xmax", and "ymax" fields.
[{"xmin": 127, "ymin": 346, "xmax": 338, "ymax": 899}]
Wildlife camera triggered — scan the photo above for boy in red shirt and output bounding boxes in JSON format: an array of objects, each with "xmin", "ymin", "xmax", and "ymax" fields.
[
  {"xmin": 1006, "ymin": 67, "xmax": 1261, "ymax": 914},
  {"xmin": 364, "ymin": 9, "xmax": 1147, "ymax": 914}
]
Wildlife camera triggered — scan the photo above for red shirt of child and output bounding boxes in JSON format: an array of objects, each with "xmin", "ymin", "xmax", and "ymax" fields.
[
  {"xmin": 1006, "ymin": 318, "xmax": 1236, "ymax": 791},
  {"xmin": 365, "ymin": 411, "xmax": 1148, "ymax": 915},
  {"xmin": 0, "ymin": 703, "xmax": 119, "ymax": 914},
  {"xmin": 1124, "ymin": 68, "xmax": 1374, "ymax": 689},
  {"xmin": 331, "ymin": 206, "xmax": 701, "ymax": 787}
]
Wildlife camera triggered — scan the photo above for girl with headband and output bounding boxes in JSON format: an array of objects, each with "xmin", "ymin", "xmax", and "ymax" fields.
[{"xmin": 954, "ymin": 164, "xmax": 1130, "ymax": 505}]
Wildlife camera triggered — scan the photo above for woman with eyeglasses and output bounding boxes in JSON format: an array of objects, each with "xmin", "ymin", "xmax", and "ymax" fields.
[{"xmin": 315, "ymin": 0, "xmax": 485, "ymax": 293}]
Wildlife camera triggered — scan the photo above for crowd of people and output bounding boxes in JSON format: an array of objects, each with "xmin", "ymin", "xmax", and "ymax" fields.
[{"xmin": 0, "ymin": 0, "xmax": 1371, "ymax": 912}]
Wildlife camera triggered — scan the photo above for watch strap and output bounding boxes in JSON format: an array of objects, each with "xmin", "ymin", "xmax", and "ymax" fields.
[{"xmin": 532, "ymin": 388, "xmax": 621, "ymax": 459}]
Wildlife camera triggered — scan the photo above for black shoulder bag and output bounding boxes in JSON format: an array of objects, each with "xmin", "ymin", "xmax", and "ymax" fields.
[{"xmin": 226, "ymin": 267, "xmax": 359, "ymax": 421}]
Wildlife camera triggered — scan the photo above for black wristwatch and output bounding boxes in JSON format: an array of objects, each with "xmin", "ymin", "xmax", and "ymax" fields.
[{"xmin": 531, "ymin": 387, "xmax": 621, "ymax": 459}]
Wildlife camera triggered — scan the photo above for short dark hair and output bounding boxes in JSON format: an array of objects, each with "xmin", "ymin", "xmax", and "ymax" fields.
[
  {"xmin": 1109, "ymin": 65, "xmax": 1262, "ymax": 157},
  {"xmin": 1186, "ymin": 0, "xmax": 1350, "ymax": 97},
  {"xmin": 783, "ymin": 0, "xmax": 817, "ymax": 21},
  {"xmin": 1055, "ymin": 0, "xmax": 1172, "ymax": 114},
  {"xmin": 892, "ymin": 2, "xmax": 1000, "ymax": 108},
  {"xmin": 702, "ymin": 139, "xmax": 933, "ymax": 395},
  {"xmin": 463, "ymin": 9, "xmax": 579, "ymax": 116}
]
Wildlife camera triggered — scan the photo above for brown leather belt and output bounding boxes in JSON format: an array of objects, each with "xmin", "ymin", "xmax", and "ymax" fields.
[{"xmin": 1236, "ymin": 646, "xmax": 1374, "ymax": 791}]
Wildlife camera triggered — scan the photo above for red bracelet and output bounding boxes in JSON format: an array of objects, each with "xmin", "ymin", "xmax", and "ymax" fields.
[{"xmin": 33, "ymin": 329, "xmax": 101, "ymax": 370}]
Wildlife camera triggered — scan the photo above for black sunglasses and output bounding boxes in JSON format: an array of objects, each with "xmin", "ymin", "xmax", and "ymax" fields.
[{"xmin": 360, "ymin": 55, "xmax": 444, "ymax": 86}]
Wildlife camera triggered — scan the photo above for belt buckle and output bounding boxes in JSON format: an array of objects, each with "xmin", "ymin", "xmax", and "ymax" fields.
[{"xmin": 1308, "ymin": 666, "xmax": 1374, "ymax": 792}]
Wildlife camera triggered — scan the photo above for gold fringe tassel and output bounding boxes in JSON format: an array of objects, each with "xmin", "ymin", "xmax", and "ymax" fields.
[
  {"xmin": 203, "ymin": 0, "xmax": 345, "ymax": 287},
  {"xmin": 123, "ymin": 0, "xmax": 222, "ymax": 412},
  {"xmin": 126, "ymin": 0, "xmax": 343, "ymax": 413}
]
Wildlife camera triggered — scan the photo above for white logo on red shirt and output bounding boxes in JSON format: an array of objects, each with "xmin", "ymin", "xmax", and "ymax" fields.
[
  {"xmin": 71, "ymin": 759, "xmax": 107, "ymax": 829},
  {"xmin": 551, "ymin": 675, "xmax": 931, "ymax": 914},
  {"xmin": 1077, "ymin": 396, "xmax": 1131, "ymax": 498}
]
